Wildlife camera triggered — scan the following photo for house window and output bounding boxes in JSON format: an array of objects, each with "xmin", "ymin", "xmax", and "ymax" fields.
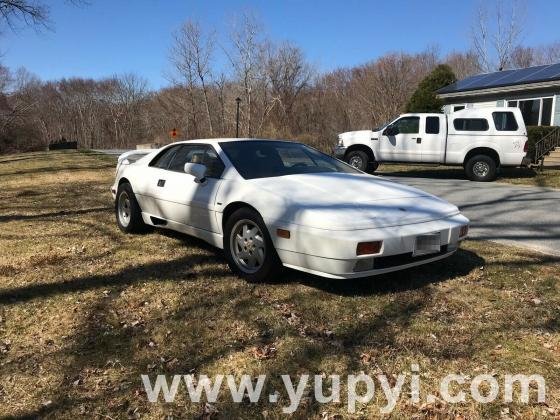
[
  {"xmin": 453, "ymin": 118, "xmax": 489, "ymax": 131},
  {"xmin": 541, "ymin": 98, "xmax": 553, "ymax": 126},
  {"xmin": 519, "ymin": 99, "xmax": 540, "ymax": 126},
  {"xmin": 506, "ymin": 97, "xmax": 553, "ymax": 126}
]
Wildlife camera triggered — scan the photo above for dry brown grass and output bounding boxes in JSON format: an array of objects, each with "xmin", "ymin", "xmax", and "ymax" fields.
[
  {"xmin": 377, "ymin": 163, "xmax": 560, "ymax": 189},
  {"xmin": 0, "ymin": 151, "xmax": 558, "ymax": 418}
]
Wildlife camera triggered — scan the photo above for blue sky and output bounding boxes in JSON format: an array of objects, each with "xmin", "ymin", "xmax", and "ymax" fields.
[{"xmin": 3, "ymin": 0, "xmax": 559, "ymax": 89}]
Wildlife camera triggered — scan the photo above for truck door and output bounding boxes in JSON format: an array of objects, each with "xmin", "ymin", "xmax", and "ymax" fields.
[
  {"xmin": 421, "ymin": 115, "xmax": 445, "ymax": 163},
  {"xmin": 378, "ymin": 116, "xmax": 422, "ymax": 162}
]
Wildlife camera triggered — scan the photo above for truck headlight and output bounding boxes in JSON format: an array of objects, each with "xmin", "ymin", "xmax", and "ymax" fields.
[{"xmin": 337, "ymin": 137, "xmax": 344, "ymax": 147}]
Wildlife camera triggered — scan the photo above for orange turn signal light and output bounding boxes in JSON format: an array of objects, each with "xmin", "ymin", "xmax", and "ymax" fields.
[
  {"xmin": 356, "ymin": 241, "xmax": 382, "ymax": 256},
  {"xmin": 460, "ymin": 225, "xmax": 469, "ymax": 238},
  {"xmin": 276, "ymin": 228, "xmax": 291, "ymax": 239}
]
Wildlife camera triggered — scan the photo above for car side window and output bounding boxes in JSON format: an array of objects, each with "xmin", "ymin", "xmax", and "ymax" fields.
[
  {"xmin": 202, "ymin": 146, "xmax": 226, "ymax": 179},
  {"xmin": 425, "ymin": 116, "xmax": 440, "ymax": 134},
  {"xmin": 166, "ymin": 144, "xmax": 225, "ymax": 178},
  {"xmin": 492, "ymin": 112, "xmax": 518, "ymax": 131},
  {"xmin": 149, "ymin": 145, "xmax": 181, "ymax": 169},
  {"xmin": 168, "ymin": 145, "xmax": 207, "ymax": 172},
  {"xmin": 394, "ymin": 116, "xmax": 420, "ymax": 134}
]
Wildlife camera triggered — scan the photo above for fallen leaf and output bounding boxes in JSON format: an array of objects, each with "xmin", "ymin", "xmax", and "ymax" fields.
[{"xmin": 252, "ymin": 344, "xmax": 277, "ymax": 360}]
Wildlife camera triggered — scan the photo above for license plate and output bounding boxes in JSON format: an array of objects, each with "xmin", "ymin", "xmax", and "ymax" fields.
[{"xmin": 414, "ymin": 233, "xmax": 441, "ymax": 256}]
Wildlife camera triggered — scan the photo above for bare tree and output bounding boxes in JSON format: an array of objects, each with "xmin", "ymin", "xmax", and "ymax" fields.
[
  {"xmin": 445, "ymin": 51, "xmax": 481, "ymax": 79},
  {"xmin": 266, "ymin": 42, "xmax": 313, "ymax": 133},
  {"xmin": 0, "ymin": 0, "xmax": 48, "ymax": 30},
  {"xmin": 171, "ymin": 20, "xmax": 215, "ymax": 136},
  {"xmin": 227, "ymin": 12, "xmax": 265, "ymax": 137},
  {"xmin": 510, "ymin": 45, "xmax": 535, "ymax": 68},
  {"xmin": 0, "ymin": 0, "xmax": 87, "ymax": 31},
  {"xmin": 0, "ymin": 63, "xmax": 10, "ymax": 92},
  {"xmin": 472, "ymin": 0, "xmax": 524, "ymax": 71}
]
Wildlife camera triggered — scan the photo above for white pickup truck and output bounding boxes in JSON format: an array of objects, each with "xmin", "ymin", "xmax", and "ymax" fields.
[{"xmin": 334, "ymin": 107, "xmax": 530, "ymax": 181}]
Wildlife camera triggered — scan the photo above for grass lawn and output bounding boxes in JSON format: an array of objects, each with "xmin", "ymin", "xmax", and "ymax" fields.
[
  {"xmin": 0, "ymin": 151, "xmax": 559, "ymax": 418},
  {"xmin": 377, "ymin": 163, "xmax": 560, "ymax": 189}
]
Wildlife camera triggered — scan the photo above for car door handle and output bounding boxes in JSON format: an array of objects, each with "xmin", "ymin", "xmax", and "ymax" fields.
[
  {"xmin": 157, "ymin": 179, "xmax": 166, "ymax": 187},
  {"xmin": 415, "ymin": 137, "xmax": 422, "ymax": 143}
]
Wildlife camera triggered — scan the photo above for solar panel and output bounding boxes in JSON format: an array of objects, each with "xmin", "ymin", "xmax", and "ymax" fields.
[
  {"xmin": 488, "ymin": 66, "xmax": 548, "ymax": 86},
  {"xmin": 437, "ymin": 62, "xmax": 560, "ymax": 94},
  {"xmin": 528, "ymin": 63, "xmax": 560, "ymax": 81}
]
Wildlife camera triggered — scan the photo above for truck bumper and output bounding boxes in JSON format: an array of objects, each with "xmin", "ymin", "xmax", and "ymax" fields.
[{"xmin": 333, "ymin": 145, "xmax": 347, "ymax": 159}]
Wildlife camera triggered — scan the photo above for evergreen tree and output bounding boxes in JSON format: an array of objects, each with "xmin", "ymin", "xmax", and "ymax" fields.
[{"xmin": 406, "ymin": 64, "xmax": 456, "ymax": 113}]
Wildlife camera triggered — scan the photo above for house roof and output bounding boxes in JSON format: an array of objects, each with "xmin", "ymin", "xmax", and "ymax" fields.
[{"xmin": 437, "ymin": 62, "xmax": 560, "ymax": 96}]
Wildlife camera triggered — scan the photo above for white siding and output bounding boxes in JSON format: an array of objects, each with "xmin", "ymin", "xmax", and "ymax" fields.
[
  {"xmin": 553, "ymin": 95, "xmax": 560, "ymax": 126},
  {"xmin": 471, "ymin": 100, "xmax": 499, "ymax": 108}
]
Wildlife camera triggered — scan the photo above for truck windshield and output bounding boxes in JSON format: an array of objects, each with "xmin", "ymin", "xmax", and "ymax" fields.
[
  {"xmin": 373, "ymin": 120, "xmax": 391, "ymax": 131},
  {"xmin": 219, "ymin": 140, "xmax": 360, "ymax": 179}
]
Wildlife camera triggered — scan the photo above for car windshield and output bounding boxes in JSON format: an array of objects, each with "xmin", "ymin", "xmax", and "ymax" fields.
[{"xmin": 219, "ymin": 140, "xmax": 360, "ymax": 179}]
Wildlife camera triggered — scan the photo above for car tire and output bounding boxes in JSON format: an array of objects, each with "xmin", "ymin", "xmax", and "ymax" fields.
[
  {"xmin": 224, "ymin": 207, "xmax": 282, "ymax": 282},
  {"xmin": 115, "ymin": 182, "xmax": 147, "ymax": 233},
  {"xmin": 464, "ymin": 155, "xmax": 497, "ymax": 182},
  {"xmin": 345, "ymin": 150, "xmax": 369, "ymax": 172}
]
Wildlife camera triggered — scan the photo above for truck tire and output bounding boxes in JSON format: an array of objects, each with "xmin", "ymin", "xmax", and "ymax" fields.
[
  {"xmin": 465, "ymin": 154, "xmax": 497, "ymax": 182},
  {"xmin": 345, "ymin": 150, "xmax": 369, "ymax": 172}
]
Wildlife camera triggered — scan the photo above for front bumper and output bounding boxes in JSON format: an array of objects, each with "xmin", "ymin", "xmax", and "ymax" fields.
[
  {"xmin": 333, "ymin": 145, "xmax": 347, "ymax": 158},
  {"xmin": 269, "ymin": 214, "xmax": 469, "ymax": 279}
]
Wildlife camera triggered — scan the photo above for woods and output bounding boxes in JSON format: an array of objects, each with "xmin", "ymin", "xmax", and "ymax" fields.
[{"xmin": 1, "ymin": 4, "xmax": 559, "ymax": 154}]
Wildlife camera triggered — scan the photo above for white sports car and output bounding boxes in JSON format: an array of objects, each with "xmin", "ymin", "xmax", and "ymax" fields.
[{"xmin": 111, "ymin": 139, "xmax": 469, "ymax": 281}]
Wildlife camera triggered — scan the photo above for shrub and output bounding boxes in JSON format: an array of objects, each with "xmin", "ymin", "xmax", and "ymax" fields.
[
  {"xmin": 405, "ymin": 65, "xmax": 457, "ymax": 113},
  {"xmin": 526, "ymin": 126, "xmax": 558, "ymax": 162}
]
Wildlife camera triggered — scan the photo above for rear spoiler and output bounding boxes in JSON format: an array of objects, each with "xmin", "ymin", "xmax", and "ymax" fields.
[
  {"xmin": 116, "ymin": 149, "xmax": 155, "ymax": 174},
  {"xmin": 117, "ymin": 149, "xmax": 153, "ymax": 165}
]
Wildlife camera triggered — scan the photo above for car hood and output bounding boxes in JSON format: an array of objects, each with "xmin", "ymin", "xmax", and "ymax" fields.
[{"xmin": 251, "ymin": 172, "xmax": 460, "ymax": 230}]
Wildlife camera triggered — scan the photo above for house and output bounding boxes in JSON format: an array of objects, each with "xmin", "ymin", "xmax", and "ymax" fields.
[{"xmin": 437, "ymin": 63, "xmax": 560, "ymax": 127}]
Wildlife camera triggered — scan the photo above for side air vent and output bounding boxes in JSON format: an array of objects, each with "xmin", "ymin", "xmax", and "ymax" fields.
[{"xmin": 150, "ymin": 216, "xmax": 167, "ymax": 226}]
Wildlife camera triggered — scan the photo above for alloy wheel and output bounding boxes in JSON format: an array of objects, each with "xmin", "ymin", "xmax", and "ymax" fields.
[{"xmin": 230, "ymin": 219, "xmax": 266, "ymax": 274}]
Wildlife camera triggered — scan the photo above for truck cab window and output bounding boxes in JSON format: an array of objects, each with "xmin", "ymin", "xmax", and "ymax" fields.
[
  {"xmin": 425, "ymin": 116, "xmax": 440, "ymax": 134},
  {"xmin": 393, "ymin": 117, "xmax": 419, "ymax": 134}
]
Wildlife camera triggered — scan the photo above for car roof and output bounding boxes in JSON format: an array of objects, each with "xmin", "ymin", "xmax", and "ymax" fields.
[{"xmin": 167, "ymin": 138, "xmax": 299, "ymax": 146}]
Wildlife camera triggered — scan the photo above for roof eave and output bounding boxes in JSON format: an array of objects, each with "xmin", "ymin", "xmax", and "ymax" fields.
[{"xmin": 437, "ymin": 80, "xmax": 560, "ymax": 99}]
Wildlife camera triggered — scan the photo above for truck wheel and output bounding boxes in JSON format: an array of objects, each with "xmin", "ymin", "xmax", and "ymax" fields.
[
  {"xmin": 345, "ymin": 150, "xmax": 369, "ymax": 172},
  {"xmin": 465, "ymin": 155, "xmax": 497, "ymax": 182},
  {"xmin": 368, "ymin": 161, "xmax": 379, "ymax": 172}
]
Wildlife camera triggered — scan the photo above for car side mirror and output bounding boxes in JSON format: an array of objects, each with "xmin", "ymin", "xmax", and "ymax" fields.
[{"xmin": 184, "ymin": 162, "xmax": 207, "ymax": 183}]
